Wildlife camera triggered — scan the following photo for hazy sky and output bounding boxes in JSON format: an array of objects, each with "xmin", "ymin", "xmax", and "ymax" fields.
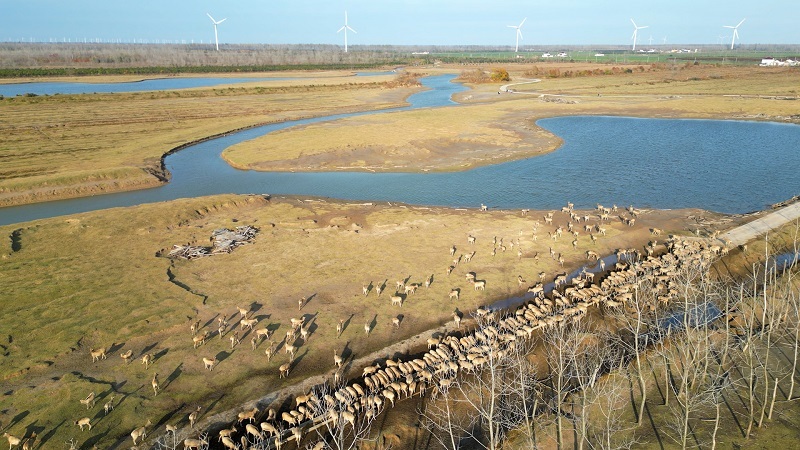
[{"xmin": 3, "ymin": 0, "xmax": 797, "ymax": 47}]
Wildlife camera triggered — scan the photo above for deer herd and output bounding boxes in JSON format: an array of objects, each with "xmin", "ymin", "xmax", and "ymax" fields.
[{"xmin": 19, "ymin": 201, "xmax": 735, "ymax": 449}]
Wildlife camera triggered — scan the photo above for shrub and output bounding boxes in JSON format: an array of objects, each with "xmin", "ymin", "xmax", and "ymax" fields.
[{"xmin": 490, "ymin": 68, "xmax": 510, "ymax": 82}]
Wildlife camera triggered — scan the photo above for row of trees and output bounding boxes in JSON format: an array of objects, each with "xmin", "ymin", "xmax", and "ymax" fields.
[{"xmin": 420, "ymin": 231, "xmax": 800, "ymax": 450}]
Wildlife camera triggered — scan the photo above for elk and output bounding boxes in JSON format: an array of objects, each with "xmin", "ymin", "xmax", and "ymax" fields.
[
  {"xmin": 130, "ymin": 419, "xmax": 152, "ymax": 445},
  {"xmin": 474, "ymin": 280, "xmax": 486, "ymax": 291},
  {"xmin": 120, "ymin": 349, "xmax": 133, "ymax": 364},
  {"xmin": 449, "ymin": 289, "xmax": 459, "ymax": 301},
  {"xmin": 190, "ymin": 319, "xmax": 201, "ymax": 336},
  {"xmin": 151, "ymin": 372, "xmax": 160, "ymax": 396},
  {"xmin": 188, "ymin": 406, "xmax": 202, "ymax": 428},
  {"xmin": 237, "ymin": 306, "xmax": 250, "ymax": 319},
  {"xmin": 279, "ymin": 360, "xmax": 292, "ymax": 378},
  {"xmin": 141, "ymin": 353, "xmax": 153, "ymax": 369},
  {"xmin": 285, "ymin": 344, "xmax": 297, "ymax": 359},
  {"xmin": 74, "ymin": 417, "xmax": 92, "ymax": 431},
  {"xmin": 79, "ymin": 391, "xmax": 96, "ymax": 409},
  {"xmin": 237, "ymin": 407, "xmax": 259, "ymax": 424},
  {"xmin": 3, "ymin": 434, "xmax": 21, "ymax": 450},
  {"xmin": 298, "ymin": 296, "xmax": 306, "ymax": 310},
  {"xmin": 103, "ymin": 395, "xmax": 115, "ymax": 415},
  {"xmin": 391, "ymin": 295, "xmax": 403, "ymax": 307},
  {"xmin": 453, "ymin": 312, "xmax": 462, "ymax": 328},
  {"xmin": 364, "ymin": 322, "xmax": 371, "ymax": 335},
  {"xmin": 90, "ymin": 347, "xmax": 107, "ymax": 362},
  {"xmin": 240, "ymin": 317, "xmax": 258, "ymax": 331},
  {"xmin": 203, "ymin": 356, "xmax": 216, "ymax": 371},
  {"xmin": 337, "ymin": 319, "xmax": 344, "ymax": 337},
  {"xmin": 230, "ymin": 330, "xmax": 242, "ymax": 349},
  {"xmin": 392, "ymin": 317, "xmax": 401, "ymax": 328},
  {"xmin": 467, "ymin": 235, "xmax": 476, "ymax": 244},
  {"xmin": 183, "ymin": 437, "xmax": 208, "ymax": 450},
  {"xmin": 193, "ymin": 330, "xmax": 209, "ymax": 349},
  {"xmin": 334, "ymin": 350, "xmax": 343, "ymax": 368}
]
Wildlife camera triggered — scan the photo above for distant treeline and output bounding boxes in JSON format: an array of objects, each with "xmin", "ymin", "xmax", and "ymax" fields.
[{"xmin": 0, "ymin": 63, "xmax": 407, "ymax": 78}]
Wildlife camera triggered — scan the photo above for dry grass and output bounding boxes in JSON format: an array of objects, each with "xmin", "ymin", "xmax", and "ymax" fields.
[
  {"xmin": 223, "ymin": 105, "xmax": 558, "ymax": 172},
  {"xmin": 0, "ymin": 193, "xmax": 710, "ymax": 448},
  {"xmin": 221, "ymin": 65, "xmax": 800, "ymax": 174},
  {"xmin": 0, "ymin": 74, "xmax": 417, "ymax": 206}
]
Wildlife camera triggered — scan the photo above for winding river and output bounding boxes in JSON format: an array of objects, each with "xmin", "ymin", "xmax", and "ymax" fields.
[{"xmin": 2, "ymin": 74, "xmax": 800, "ymax": 227}]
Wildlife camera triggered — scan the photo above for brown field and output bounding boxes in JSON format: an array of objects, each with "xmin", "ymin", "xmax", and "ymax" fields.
[{"xmin": 0, "ymin": 72, "xmax": 415, "ymax": 206}]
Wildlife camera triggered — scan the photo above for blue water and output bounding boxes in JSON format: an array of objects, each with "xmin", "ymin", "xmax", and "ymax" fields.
[
  {"xmin": 0, "ymin": 77, "xmax": 291, "ymax": 96},
  {"xmin": 1, "ymin": 73, "xmax": 799, "ymax": 226}
]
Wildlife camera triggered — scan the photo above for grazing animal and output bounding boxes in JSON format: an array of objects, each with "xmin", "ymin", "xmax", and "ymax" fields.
[
  {"xmin": 237, "ymin": 407, "xmax": 259, "ymax": 424},
  {"xmin": 20, "ymin": 433, "xmax": 36, "ymax": 450},
  {"xmin": 391, "ymin": 295, "xmax": 403, "ymax": 307},
  {"xmin": 285, "ymin": 344, "xmax": 297, "ymax": 359},
  {"xmin": 334, "ymin": 350, "xmax": 343, "ymax": 368},
  {"xmin": 279, "ymin": 361, "xmax": 292, "ymax": 378},
  {"xmin": 467, "ymin": 235, "xmax": 476, "ymax": 244},
  {"xmin": 130, "ymin": 419, "xmax": 152, "ymax": 445},
  {"xmin": 480, "ymin": 203, "xmax": 488, "ymax": 211},
  {"xmin": 474, "ymin": 280, "xmax": 486, "ymax": 291},
  {"xmin": 230, "ymin": 330, "xmax": 241, "ymax": 349},
  {"xmin": 240, "ymin": 317, "xmax": 258, "ymax": 331},
  {"xmin": 3, "ymin": 433, "xmax": 21, "ymax": 450},
  {"xmin": 75, "ymin": 417, "xmax": 92, "ymax": 431},
  {"xmin": 90, "ymin": 347, "xmax": 107, "ymax": 362},
  {"xmin": 392, "ymin": 317, "xmax": 401, "ymax": 328},
  {"xmin": 151, "ymin": 372, "xmax": 160, "ymax": 396},
  {"xmin": 203, "ymin": 356, "xmax": 216, "ymax": 371},
  {"xmin": 237, "ymin": 306, "xmax": 250, "ymax": 318},
  {"xmin": 337, "ymin": 319, "xmax": 344, "ymax": 337},
  {"xmin": 141, "ymin": 353, "xmax": 154, "ymax": 369},
  {"xmin": 183, "ymin": 438, "xmax": 208, "ymax": 450},
  {"xmin": 79, "ymin": 391, "xmax": 96, "ymax": 409},
  {"xmin": 189, "ymin": 406, "xmax": 202, "ymax": 428},
  {"xmin": 120, "ymin": 349, "xmax": 133, "ymax": 364},
  {"xmin": 449, "ymin": 289, "xmax": 459, "ymax": 301},
  {"xmin": 298, "ymin": 296, "xmax": 306, "ymax": 310},
  {"xmin": 190, "ymin": 319, "xmax": 201, "ymax": 336},
  {"xmin": 453, "ymin": 312, "xmax": 462, "ymax": 328},
  {"xmin": 364, "ymin": 322, "xmax": 371, "ymax": 335},
  {"xmin": 103, "ymin": 395, "xmax": 115, "ymax": 415},
  {"xmin": 193, "ymin": 330, "xmax": 209, "ymax": 349},
  {"xmin": 264, "ymin": 341, "xmax": 275, "ymax": 361},
  {"xmin": 363, "ymin": 284, "xmax": 369, "ymax": 296}
]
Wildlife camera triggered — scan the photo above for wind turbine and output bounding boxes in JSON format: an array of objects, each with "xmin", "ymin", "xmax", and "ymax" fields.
[
  {"xmin": 207, "ymin": 13, "xmax": 226, "ymax": 51},
  {"xmin": 723, "ymin": 19, "xmax": 745, "ymax": 50},
  {"xmin": 337, "ymin": 11, "xmax": 357, "ymax": 53},
  {"xmin": 630, "ymin": 19, "xmax": 648, "ymax": 51},
  {"xmin": 507, "ymin": 18, "xmax": 526, "ymax": 53}
]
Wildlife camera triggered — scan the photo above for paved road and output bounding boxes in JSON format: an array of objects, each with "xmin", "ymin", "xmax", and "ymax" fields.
[{"xmin": 721, "ymin": 201, "xmax": 800, "ymax": 246}]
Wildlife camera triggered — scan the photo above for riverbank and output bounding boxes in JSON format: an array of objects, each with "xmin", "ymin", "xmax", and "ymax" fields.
[
  {"xmin": 1, "ymin": 192, "xmax": 750, "ymax": 449},
  {"xmin": 0, "ymin": 73, "xmax": 417, "ymax": 207},
  {"xmin": 221, "ymin": 64, "xmax": 800, "ymax": 174}
]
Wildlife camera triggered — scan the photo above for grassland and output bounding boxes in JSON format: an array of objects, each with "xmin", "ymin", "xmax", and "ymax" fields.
[
  {"xmin": 0, "ymin": 192, "xmax": 731, "ymax": 449},
  {"xmin": 0, "ymin": 72, "xmax": 412, "ymax": 206},
  {"xmin": 223, "ymin": 64, "xmax": 799, "ymax": 173},
  {"xmin": 2, "ymin": 63, "xmax": 799, "ymax": 449}
]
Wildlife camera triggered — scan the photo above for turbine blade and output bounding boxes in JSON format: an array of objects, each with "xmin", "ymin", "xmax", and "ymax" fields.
[
  {"xmin": 631, "ymin": 18, "xmax": 637, "ymax": 27},
  {"xmin": 723, "ymin": 25, "xmax": 735, "ymax": 29},
  {"xmin": 736, "ymin": 18, "xmax": 746, "ymax": 28},
  {"xmin": 508, "ymin": 25, "xmax": 518, "ymax": 29},
  {"xmin": 207, "ymin": 13, "xmax": 216, "ymax": 22},
  {"xmin": 519, "ymin": 17, "xmax": 527, "ymax": 27},
  {"xmin": 217, "ymin": 18, "xmax": 227, "ymax": 24},
  {"xmin": 518, "ymin": 29, "xmax": 523, "ymax": 40},
  {"xmin": 347, "ymin": 26, "xmax": 357, "ymax": 33},
  {"xmin": 337, "ymin": 26, "xmax": 346, "ymax": 33},
  {"xmin": 640, "ymin": 25, "xmax": 648, "ymax": 29}
]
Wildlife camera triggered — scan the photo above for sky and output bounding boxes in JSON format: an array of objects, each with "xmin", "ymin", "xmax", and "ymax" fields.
[{"xmin": 2, "ymin": 1, "xmax": 797, "ymax": 47}]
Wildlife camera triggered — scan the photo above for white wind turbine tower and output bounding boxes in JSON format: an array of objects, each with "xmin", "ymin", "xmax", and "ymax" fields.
[
  {"xmin": 507, "ymin": 18, "xmax": 526, "ymax": 53},
  {"xmin": 723, "ymin": 19, "xmax": 745, "ymax": 50},
  {"xmin": 337, "ymin": 11, "xmax": 357, "ymax": 53},
  {"xmin": 630, "ymin": 19, "xmax": 648, "ymax": 51},
  {"xmin": 207, "ymin": 13, "xmax": 227, "ymax": 51}
]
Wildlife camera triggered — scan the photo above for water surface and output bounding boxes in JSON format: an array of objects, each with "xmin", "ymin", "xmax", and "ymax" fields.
[{"xmin": 2, "ymin": 75, "xmax": 799, "ymax": 226}]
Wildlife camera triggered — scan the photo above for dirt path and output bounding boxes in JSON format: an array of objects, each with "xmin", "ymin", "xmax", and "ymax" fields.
[{"xmin": 721, "ymin": 201, "xmax": 800, "ymax": 245}]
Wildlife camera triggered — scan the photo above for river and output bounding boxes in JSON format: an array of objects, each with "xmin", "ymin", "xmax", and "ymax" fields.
[{"xmin": 2, "ymin": 74, "xmax": 799, "ymax": 226}]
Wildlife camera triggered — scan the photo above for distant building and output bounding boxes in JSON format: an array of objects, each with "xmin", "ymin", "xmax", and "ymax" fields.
[{"xmin": 541, "ymin": 52, "xmax": 553, "ymax": 58}]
